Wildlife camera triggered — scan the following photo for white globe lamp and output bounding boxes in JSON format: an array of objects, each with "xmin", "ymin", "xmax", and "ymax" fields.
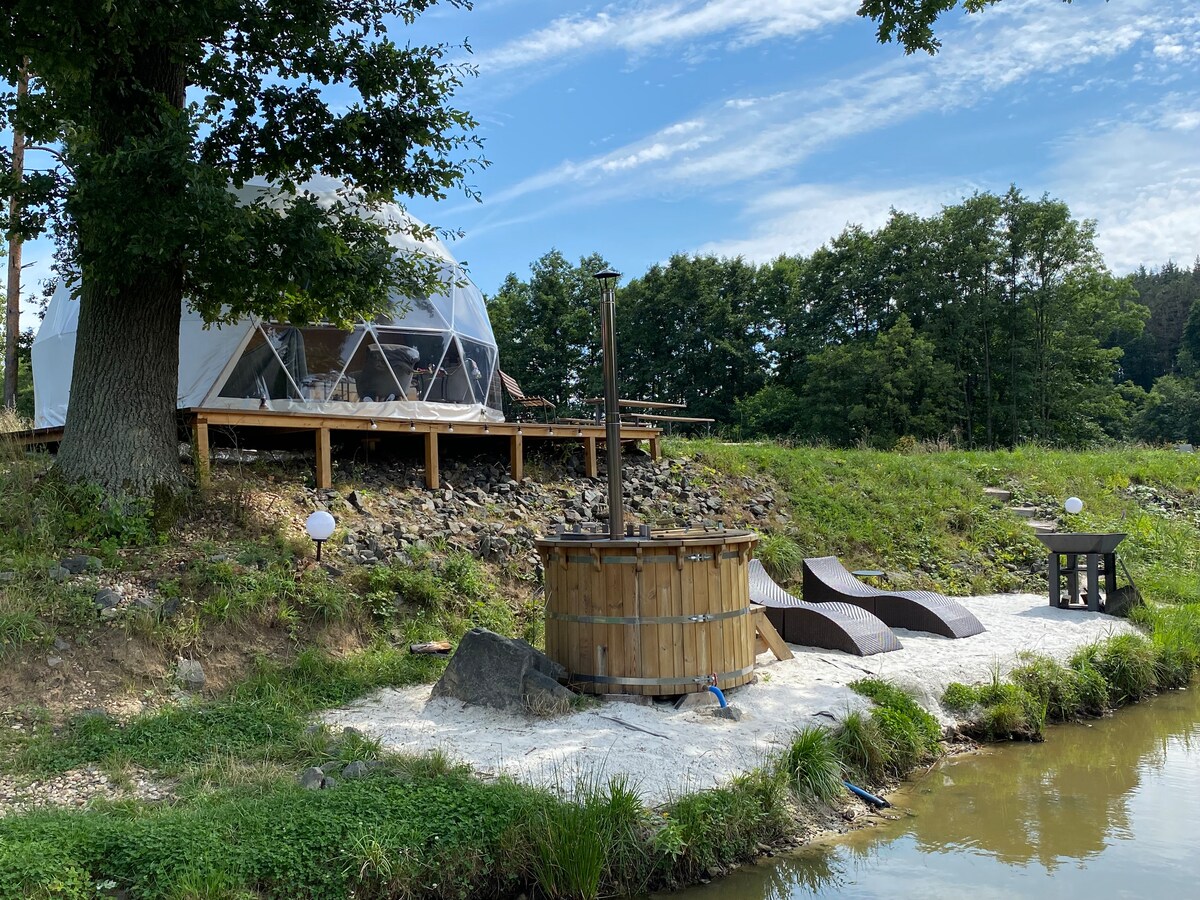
[
  {"xmin": 306, "ymin": 510, "xmax": 337, "ymax": 561},
  {"xmin": 1064, "ymin": 497, "xmax": 1083, "ymax": 515}
]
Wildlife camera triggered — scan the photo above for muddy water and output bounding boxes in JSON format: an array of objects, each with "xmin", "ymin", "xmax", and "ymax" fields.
[{"xmin": 668, "ymin": 687, "xmax": 1200, "ymax": 899}]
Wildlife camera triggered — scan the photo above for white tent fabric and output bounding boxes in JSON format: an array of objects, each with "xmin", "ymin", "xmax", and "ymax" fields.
[{"xmin": 32, "ymin": 177, "xmax": 502, "ymax": 428}]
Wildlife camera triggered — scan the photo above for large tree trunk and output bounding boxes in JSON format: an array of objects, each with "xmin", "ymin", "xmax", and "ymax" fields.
[
  {"xmin": 55, "ymin": 50, "xmax": 188, "ymax": 497},
  {"xmin": 4, "ymin": 63, "xmax": 28, "ymax": 410},
  {"xmin": 56, "ymin": 271, "xmax": 185, "ymax": 495}
]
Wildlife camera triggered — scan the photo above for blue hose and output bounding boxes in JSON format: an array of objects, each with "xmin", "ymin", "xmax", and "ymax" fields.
[
  {"xmin": 708, "ymin": 685, "xmax": 728, "ymax": 708},
  {"xmin": 843, "ymin": 780, "xmax": 890, "ymax": 808}
]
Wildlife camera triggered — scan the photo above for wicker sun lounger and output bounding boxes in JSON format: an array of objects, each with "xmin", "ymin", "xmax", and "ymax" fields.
[
  {"xmin": 802, "ymin": 556, "xmax": 985, "ymax": 639},
  {"xmin": 748, "ymin": 560, "xmax": 902, "ymax": 656}
]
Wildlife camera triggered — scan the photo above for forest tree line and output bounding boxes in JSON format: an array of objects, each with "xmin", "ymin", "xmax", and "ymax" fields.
[{"xmin": 488, "ymin": 188, "xmax": 1200, "ymax": 448}]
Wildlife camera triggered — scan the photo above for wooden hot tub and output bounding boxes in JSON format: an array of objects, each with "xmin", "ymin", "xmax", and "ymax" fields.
[{"xmin": 535, "ymin": 528, "xmax": 758, "ymax": 696}]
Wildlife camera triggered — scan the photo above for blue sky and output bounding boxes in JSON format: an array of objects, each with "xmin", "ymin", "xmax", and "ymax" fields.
[
  {"xmin": 12, "ymin": 0, "xmax": 1200, "ymax": 322},
  {"xmin": 400, "ymin": 0, "xmax": 1200, "ymax": 296}
]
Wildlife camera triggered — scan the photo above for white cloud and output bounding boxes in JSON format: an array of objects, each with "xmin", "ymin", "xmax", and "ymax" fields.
[
  {"xmin": 692, "ymin": 182, "xmax": 972, "ymax": 261},
  {"xmin": 487, "ymin": 0, "xmax": 1194, "ymax": 206},
  {"xmin": 474, "ymin": 0, "xmax": 858, "ymax": 73},
  {"xmin": 1048, "ymin": 112, "xmax": 1200, "ymax": 272}
]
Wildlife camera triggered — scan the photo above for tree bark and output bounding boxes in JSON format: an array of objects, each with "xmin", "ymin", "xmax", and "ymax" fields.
[
  {"xmin": 56, "ymin": 272, "xmax": 186, "ymax": 495},
  {"xmin": 4, "ymin": 62, "xmax": 28, "ymax": 410},
  {"xmin": 55, "ymin": 50, "xmax": 188, "ymax": 496}
]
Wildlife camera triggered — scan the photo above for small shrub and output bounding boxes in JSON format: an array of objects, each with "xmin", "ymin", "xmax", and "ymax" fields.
[
  {"xmin": 0, "ymin": 609, "xmax": 42, "ymax": 656},
  {"xmin": 979, "ymin": 700, "xmax": 1030, "ymax": 740},
  {"xmin": 756, "ymin": 533, "xmax": 804, "ymax": 582},
  {"xmin": 1009, "ymin": 653, "xmax": 1084, "ymax": 722},
  {"xmin": 663, "ymin": 770, "xmax": 788, "ymax": 886},
  {"xmin": 0, "ymin": 840, "xmax": 91, "ymax": 900},
  {"xmin": 1089, "ymin": 633, "xmax": 1159, "ymax": 704},
  {"xmin": 975, "ymin": 682, "xmax": 1046, "ymax": 740},
  {"xmin": 847, "ymin": 679, "xmax": 941, "ymax": 775},
  {"xmin": 941, "ymin": 682, "xmax": 978, "ymax": 713},
  {"xmin": 778, "ymin": 727, "xmax": 842, "ymax": 803},
  {"xmin": 1141, "ymin": 605, "xmax": 1200, "ymax": 690},
  {"xmin": 833, "ymin": 710, "xmax": 889, "ymax": 781},
  {"xmin": 528, "ymin": 792, "xmax": 609, "ymax": 900}
]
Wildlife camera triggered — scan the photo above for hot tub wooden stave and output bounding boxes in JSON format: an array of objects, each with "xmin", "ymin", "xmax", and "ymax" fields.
[{"xmin": 536, "ymin": 531, "xmax": 758, "ymax": 696}]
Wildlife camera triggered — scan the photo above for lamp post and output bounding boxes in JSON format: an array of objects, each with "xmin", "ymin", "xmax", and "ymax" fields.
[
  {"xmin": 306, "ymin": 510, "xmax": 336, "ymax": 562},
  {"xmin": 593, "ymin": 267, "xmax": 625, "ymax": 540}
]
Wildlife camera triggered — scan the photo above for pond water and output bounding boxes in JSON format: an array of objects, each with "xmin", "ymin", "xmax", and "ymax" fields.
[{"xmin": 667, "ymin": 687, "xmax": 1200, "ymax": 900}]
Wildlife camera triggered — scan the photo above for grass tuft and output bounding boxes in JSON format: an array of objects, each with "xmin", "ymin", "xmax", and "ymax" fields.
[
  {"xmin": 756, "ymin": 532, "xmax": 804, "ymax": 582},
  {"xmin": 778, "ymin": 726, "xmax": 842, "ymax": 803}
]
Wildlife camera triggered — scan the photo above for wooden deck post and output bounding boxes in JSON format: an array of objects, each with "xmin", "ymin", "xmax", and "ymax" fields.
[
  {"xmin": 192, "ymin": 416, "xmax": 210, "ymax": 487},
  {"xmin": 510, "ymin": 432, "xmax": 523, "ymax": 481},
  {"xmin": 424, "ymin": 430, "xmax": 440, "ymax": 489},
  {"xmin": 315, "ymin": 427, "xmax": 332, "ymax": 489},
  {"xmin": 583, "ymin": 436, "xmax": 598, "ymax": 478},
  {"xmin": 649, "ymin": 435, "xmax": 661, "ymax": 461}
]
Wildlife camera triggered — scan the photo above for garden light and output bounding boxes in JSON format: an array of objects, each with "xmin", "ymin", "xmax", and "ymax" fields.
[{"xmin": 306, "ymin": 510, "xmax": 336, "ymax": 561}]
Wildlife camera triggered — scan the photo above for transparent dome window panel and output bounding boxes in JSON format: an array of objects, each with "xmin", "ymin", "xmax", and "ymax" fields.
[
  {"xmin": 219, "ymin": 326, "xmax": 307, "ymax": 401},
  {"xmin": 450, "ymin": 284, "xmax": 496, "ymax": 344},
  {"xmin": 458, "ymin": 338, "xmax": 497, "ymax": 405},
  {"xmin": 353, "ymin": 331, "xmax": 422, "ymax": 401},
  {"xmin": 374, "ymin": 329, "xmax": 451, "ymax": 401},
  {"xmin": 293, "ymin": 326, "xmax": 364, "ymax": 402},
  {"xmin": 436, "ymin": 339, "xmax": 476, "ymax": 405},
  {"xmin": 374, "ymin": 291, "xmax": 449, "ymax": 331}
]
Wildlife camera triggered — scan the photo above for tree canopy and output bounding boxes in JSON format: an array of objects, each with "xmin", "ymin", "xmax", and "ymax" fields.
[
  {"xmin": 490, "ymin": 190, "xmax": 1197, "ymax": 448},
  {"xmin": 1, "ymin": 0, "xmax": 483, "ymax": 493}
]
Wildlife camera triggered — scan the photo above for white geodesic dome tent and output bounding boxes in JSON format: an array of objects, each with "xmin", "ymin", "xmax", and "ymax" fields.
[{"xmin": 32, "ymin": 176, "xmax": 503, "ymax": 428}]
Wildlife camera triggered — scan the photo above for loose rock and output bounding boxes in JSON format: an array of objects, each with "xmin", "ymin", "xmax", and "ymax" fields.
[{"xmin": 175, "ymin": 659, "xmax": 206, "ymax": 691}]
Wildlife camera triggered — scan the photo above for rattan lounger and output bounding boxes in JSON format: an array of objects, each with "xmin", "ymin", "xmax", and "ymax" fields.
[
  {"xmin": 802, "ymin": 556, "xmax": 986, "ymax": 639},
  {"xmin": 748, "ymin": 560, "xmax": 902, "ymax": 656}
]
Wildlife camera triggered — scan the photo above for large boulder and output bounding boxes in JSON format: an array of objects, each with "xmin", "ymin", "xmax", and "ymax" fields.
[{"xmin": 431, "ymin": 628, "xmax": 573, "ymax": 714}]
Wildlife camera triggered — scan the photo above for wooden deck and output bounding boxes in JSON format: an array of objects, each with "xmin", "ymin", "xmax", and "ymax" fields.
[{"xmin": 7, "ymin": 408, "xmax": 662, "ymax": 490}]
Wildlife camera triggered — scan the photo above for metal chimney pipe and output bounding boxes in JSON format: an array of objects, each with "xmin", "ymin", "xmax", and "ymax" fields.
[{"xmin": 594, "ymin": 268, "xmax": 625, "ymax": 540}]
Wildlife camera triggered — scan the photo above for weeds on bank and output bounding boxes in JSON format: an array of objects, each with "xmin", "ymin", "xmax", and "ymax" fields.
[{"xmin": 945, "ymin": 607, "xmax": 1200, "ymax": 740}]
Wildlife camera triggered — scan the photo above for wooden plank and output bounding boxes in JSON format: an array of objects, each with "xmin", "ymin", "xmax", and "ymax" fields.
[
  {"xmin": 583, "ymin": 436, "xmax": 598, "ymax": 478},
  {"xmin": 633, "ymin": 413, "xmax": 716, "ymax": 424},
  {"xmin": 607, "ymin": 549, "xmax": 626, "ymax": 696},
  {"xmin": 424, "ymin": 430, "xmax": 439, "ymax": 490},
  {"xmin": 697, "ymin": 554, "xmax": 714, "ymax": 679},
  {"xmin": 583, "ymin": 398, "xmax": 688, "ymax": 410},
  {"xmin": 752, "ymin": 606, "xmax": 793, "ymax": 661},
  {"xmin": 649, "ymin": 555, "xmax": 671, "ymax": 698},
  {"xmin": 192, "ymin": 417, "xmax": 211, "ymax": 488},
  {"xmin": 509, "ymin": 432, "xmax": 523, "ymax": 481},
  {"xmin": 679, "ymin": 551, "xmax": 697, "ymax": 689},
  {"xmin": 315, "ymin": 427, "xmax": 332, "ymax": 489}
]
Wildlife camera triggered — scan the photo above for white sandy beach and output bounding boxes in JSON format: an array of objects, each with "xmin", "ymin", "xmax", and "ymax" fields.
[{"xmin": 324, "ymin": 593, "xmax": 1137, "ymax": 804}]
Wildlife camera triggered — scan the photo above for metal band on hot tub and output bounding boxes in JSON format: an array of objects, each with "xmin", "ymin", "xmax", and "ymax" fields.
[
  {"xmin": 566, "ymin": 663, "xmax": 756, "ymax": 687},
  {"xmin": 546, "ymin": 606, "xmax": 752, "ymax": 626},
  {"xmin": 548, "ymin": 550, "xmax": 743, "ymax": 565}
]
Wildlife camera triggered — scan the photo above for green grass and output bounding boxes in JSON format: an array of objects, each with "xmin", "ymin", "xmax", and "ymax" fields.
[
  {"xmin": 671, "ymin": 440, "xmax": 1200, "ymax": 600},
  {"xmin": 777, "ymin": 727, "xmax": 842, "ymax": 803},
  {"xmin": 2, "ymin": 439, "xmax": 1198, "ymax": 896},
  {"xmin": 755, "ymin": 532, "xmax": 804, "ymax": 582}
]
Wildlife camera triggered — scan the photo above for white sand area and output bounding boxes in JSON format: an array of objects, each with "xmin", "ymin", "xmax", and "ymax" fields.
[{"xmin": 323, "ymin": 593, "xmax": 1137, "ymax": 804}]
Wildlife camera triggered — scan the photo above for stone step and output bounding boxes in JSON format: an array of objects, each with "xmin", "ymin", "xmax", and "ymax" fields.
[
  {"xmin": 1028, "ymin": 520, "xmax": 1057, "ymax": 534},
  {"xmin": 1011, "ymin": 506, "xmax": 1038, "ymax": 518},
  {"xmin": 983, "ymin": 487, "xmax": 1013, "ymax": 502}
]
